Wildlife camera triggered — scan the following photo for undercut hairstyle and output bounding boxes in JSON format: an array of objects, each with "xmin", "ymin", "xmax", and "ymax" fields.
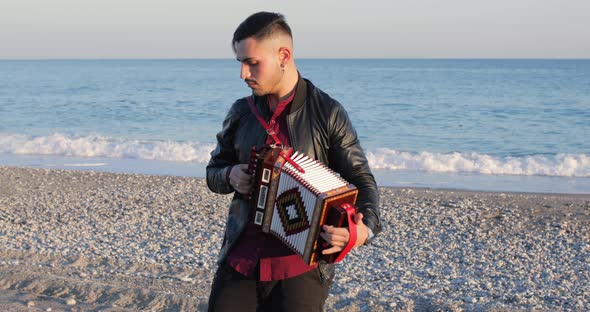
[{"xmin": 232, "ymin": 12, "xmax": 292, "ymax": 52}]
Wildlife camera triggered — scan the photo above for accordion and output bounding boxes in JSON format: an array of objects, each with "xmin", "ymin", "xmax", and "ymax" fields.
[{"xmin": 248, "ymin": 145, "xmax": 358, "ymax": 265}]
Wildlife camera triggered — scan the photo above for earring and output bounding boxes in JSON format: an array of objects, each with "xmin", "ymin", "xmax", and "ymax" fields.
[{"xmin": 280, "ymin": 64, "xmax": 285, "ymax": 71}]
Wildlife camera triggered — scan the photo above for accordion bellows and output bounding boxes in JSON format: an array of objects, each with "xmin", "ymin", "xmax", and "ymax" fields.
[{"xmin": 249, "ymin": 146, "xmax": 358, "ymax": 265}]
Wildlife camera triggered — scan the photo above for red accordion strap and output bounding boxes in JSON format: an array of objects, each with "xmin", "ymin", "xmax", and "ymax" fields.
[
  {"xmin": 279, "ymin": 148, "xmax": 305, "ymax": 173},
  {"xmin": 246, "ymin": 95, "xmax": 284, "ymax": 146},
  {"xmin": 334, "ymin": 203, "xmax": 357, "ymax": 263},
  {"xmin": 246, "ymin": 96, "xmax": 305, "ymax": 173}
]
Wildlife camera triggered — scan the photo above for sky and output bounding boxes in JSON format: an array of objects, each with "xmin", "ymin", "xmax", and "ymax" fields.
[{"xmin": 1, "ymin": 0, "xmax": 589, "ymax": 59}]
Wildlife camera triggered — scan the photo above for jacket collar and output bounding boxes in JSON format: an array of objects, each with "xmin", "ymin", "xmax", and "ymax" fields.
[{"xmin": 289, "ymin": 72, "xmax": 307, "ymax": 114}]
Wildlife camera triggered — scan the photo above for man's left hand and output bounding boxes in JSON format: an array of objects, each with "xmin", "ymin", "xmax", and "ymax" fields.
[{"xmin": 320, "ymin": 212, "xmax": 368, "ymax": 255}]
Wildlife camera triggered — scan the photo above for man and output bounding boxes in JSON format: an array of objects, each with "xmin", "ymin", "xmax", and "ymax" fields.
[{"xmin": 206, "ymin": 12, "xmax": 381, "ymax": 312}]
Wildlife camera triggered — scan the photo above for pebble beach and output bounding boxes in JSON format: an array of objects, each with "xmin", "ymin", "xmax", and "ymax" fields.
[{"xmin": 0, "ymin": 166, "xmax": 588, "ymax": 311}]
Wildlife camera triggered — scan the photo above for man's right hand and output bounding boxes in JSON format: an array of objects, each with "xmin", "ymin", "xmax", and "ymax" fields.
[{"xmin": 228, "ymin": 164, "xmax": 252, "ymax": 194}]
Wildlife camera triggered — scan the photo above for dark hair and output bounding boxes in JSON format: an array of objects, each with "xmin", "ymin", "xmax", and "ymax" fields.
[{"xmin": 232, "ymin": 12, "xmax": 292, "ymax": 51}]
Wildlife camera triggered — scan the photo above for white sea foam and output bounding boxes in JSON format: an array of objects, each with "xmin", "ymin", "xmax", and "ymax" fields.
[
  {"xmin": 1, "ymin": 133, "xmax": 589, "ymax": 177},
  {"xmin": 0, "ymin": 133, "xmax": 214, "ymax": 163},
  {"xmin": 366, "ymin": 148, "xmax": 590, "ymax": 178}
]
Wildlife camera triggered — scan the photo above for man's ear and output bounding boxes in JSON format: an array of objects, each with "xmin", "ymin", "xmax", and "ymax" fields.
[{"xmin": 278, "ymin": 47, "xmax": 291, "ymax": 65}]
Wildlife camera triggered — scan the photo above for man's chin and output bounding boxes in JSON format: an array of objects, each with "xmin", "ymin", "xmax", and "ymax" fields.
[{"xmin": 251, "ymin": 89, "xmax": 267, "ymax": 96}]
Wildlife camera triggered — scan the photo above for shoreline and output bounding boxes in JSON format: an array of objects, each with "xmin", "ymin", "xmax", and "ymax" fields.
[
  {"xmin": 1, "ymin": 166, "xmax": 589, "ymax": 311},
  {"xmin": 1, "ymin": 163, "xmax": 588, "ymax": 197},
  {"xmin": 2, "ymin": 150, "xmax": 589, "ymax": 195}
]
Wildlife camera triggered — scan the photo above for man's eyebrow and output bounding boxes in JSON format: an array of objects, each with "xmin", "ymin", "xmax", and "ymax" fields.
[{"xmin": 237, "ymin": 57, "xmax": 254, "ymax": 63}]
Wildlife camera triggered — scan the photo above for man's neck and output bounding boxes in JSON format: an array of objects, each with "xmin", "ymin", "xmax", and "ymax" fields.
[{"xmin": 267, "ymin": 68, "xmax": 299, "ymax": 111}]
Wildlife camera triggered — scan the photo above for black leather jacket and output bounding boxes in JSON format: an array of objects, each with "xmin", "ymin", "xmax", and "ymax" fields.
[{"xmin": 207, "ymin": 76, "xmax": 381, "ymax": 263}]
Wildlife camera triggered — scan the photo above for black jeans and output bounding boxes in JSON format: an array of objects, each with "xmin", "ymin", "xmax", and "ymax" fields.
[{"xmin": 207, "ymin": 262, "xmax": 333, "ymax": 312}]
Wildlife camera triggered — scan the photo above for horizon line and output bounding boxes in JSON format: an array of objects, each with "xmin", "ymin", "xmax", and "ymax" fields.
[{"xmin": 1, "ymin": 57, "xmax": 590, "ymax": 61}]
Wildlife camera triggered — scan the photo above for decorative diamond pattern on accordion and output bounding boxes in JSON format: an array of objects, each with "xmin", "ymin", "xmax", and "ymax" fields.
[
  {"xmin": 249, "ymin": 146, "xmax": 358, "ymax": 265},
  {"xmin": 275, "ymin": 188, "xmax": 310, "ymax": 236}
]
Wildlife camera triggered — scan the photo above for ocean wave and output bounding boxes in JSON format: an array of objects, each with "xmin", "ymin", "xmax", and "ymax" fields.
[
  {"xmin": 1, "ymin": 133, "xmax": 588, "ymax": 177},
  {"xmin": 366, "ymin": 148, "xmax": 590, "ymax": 177},
  {"xmin": 0, "ymin": 133, "xmax": 214, "ymax": 163}
]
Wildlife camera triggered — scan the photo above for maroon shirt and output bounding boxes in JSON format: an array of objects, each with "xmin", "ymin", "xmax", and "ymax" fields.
[{"xmin": 226, "ymin": 90, "xmax": 317, "ymax": 281}]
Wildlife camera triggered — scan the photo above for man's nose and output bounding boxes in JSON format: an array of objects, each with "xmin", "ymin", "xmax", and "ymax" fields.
[{"xmin": 240, "ymin": 64, "xmax": 250, "ymax": 80}]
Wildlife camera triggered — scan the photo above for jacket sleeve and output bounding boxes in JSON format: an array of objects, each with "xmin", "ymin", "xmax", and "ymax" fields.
[
  {"xmin": 328, "ymin": 104, "xmax": 382, "ymax": 237},
  {"xmin": 206, "ymin": 101, "xmax": 243, "ymax": 194}
]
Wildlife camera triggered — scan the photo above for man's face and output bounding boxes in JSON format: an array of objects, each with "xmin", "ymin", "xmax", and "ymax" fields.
[{"xmin": 235, "ymin": 37, "xmax": 283, "ymax": 96}]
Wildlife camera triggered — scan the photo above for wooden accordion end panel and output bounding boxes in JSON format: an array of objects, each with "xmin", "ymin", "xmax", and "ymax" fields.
[{"xmin": 249, "ymin": 147, "xmax": 358, "ymax": 265}]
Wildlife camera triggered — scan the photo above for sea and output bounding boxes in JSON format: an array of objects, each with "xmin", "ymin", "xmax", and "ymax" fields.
[{"xmin": 1, "ymin": 59, "xmax": 589, "ymax": 194}]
